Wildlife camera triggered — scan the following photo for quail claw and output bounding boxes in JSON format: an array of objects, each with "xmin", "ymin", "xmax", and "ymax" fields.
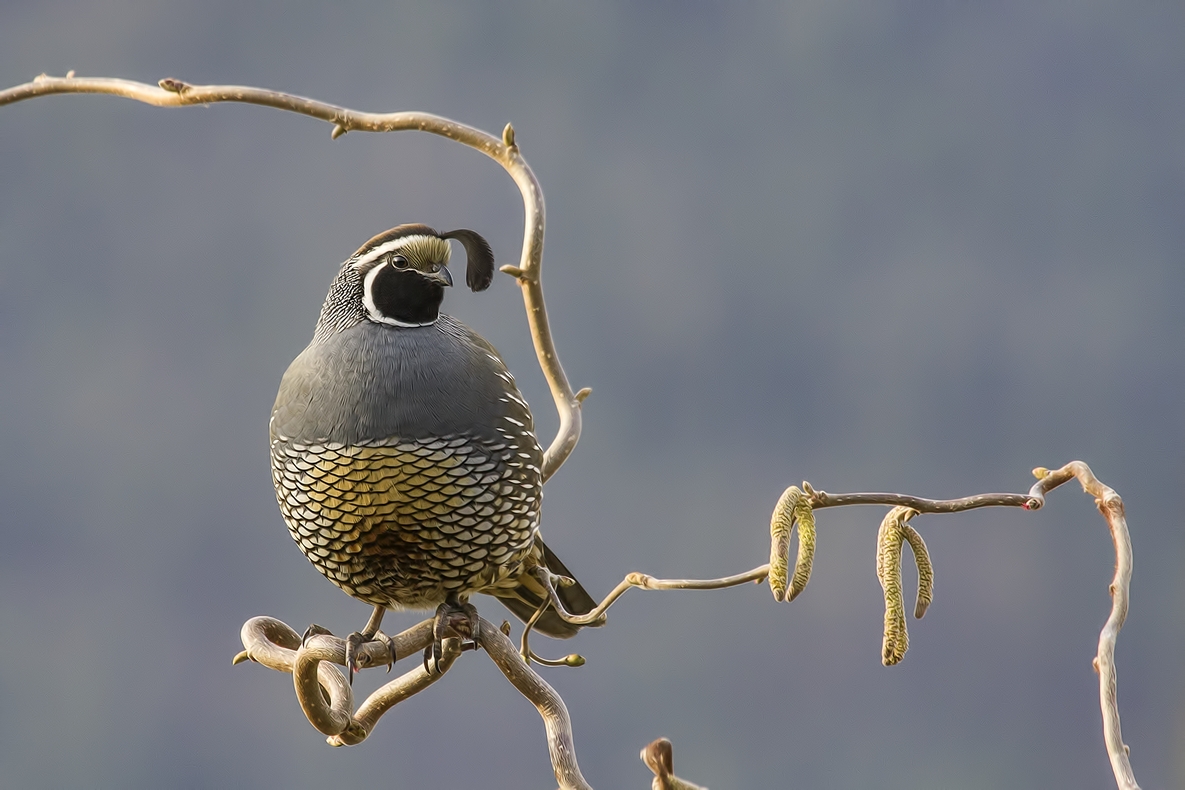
[
  {"xmin": 344, "ymin": 632, "xmax": 365, "ymax": 685},
  {"xmin": 378, "ymin": 631, "xmax": 397, "ymax": 672},
  {"xmin": 424, "ymin": 600, "xmax": 480, "ymax": 675},
  {"xmin": 345, "ymin": 630, "xmax": 397, "ymax": 684},
  {"xmin": 422, "ymin": 642, "xmax": 441, "ymax": 676},
  {"xmin": 301, "ymin": 623, "xmax": 334, "ymax": 647}
]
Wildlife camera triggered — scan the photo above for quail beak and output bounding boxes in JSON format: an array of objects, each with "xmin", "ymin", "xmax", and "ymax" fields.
[{"xmin": 427, "ymin": 266, "xmax": 454, "ymax": 287}]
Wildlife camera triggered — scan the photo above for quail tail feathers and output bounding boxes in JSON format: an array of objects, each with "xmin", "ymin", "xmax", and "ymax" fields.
[{"xmin": 494, "ymin": 538, "xmax": 603, "ymax": 638}]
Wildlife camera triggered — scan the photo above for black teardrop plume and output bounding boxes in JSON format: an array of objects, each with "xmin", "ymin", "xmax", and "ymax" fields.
[{"xmin": 441, "ymin": 229, "xmax": 495, "ymax": 292}]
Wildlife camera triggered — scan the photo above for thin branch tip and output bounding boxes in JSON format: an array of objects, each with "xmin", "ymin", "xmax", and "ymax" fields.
[
  {"xmin": 527, "ymin": 650, "xmax": 586, "ymax": 668},
  {"xmin": 641, "ymin": 738, "xmax": 708, "ymax": 790}
]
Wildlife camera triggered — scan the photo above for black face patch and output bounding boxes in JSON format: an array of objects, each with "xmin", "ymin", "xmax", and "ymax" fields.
[{"xmin": 368, "ymin": 265, "xmax": 446, "ymax": 325}]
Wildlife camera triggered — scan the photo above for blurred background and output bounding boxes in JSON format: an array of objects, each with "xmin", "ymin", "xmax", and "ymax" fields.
[{"xmin": 1, "ymin": 2, "xmax": 1182, "ymax": 788}]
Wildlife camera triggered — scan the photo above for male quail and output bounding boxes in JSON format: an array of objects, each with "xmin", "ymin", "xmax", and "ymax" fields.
[{"xmin": 270, "ymin": 224, "xmax": 600, "ymax": 675}]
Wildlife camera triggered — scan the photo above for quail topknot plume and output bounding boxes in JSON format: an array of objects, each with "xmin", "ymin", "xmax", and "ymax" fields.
[{"xmin": 270, "ymin": 224, "xmax": 601, "ymax": 675}]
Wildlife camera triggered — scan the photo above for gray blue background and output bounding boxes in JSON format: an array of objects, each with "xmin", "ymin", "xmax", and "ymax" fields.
[{"xmin": 1, "ymin": 2, "xmax": 1182, "ymax": 788}]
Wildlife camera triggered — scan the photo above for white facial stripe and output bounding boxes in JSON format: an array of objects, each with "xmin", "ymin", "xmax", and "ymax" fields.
[
  {"xmin": 361, "ymin": 264, "xmax": 384, "ymax": 319},
  {"xmin": 351, "ymin": 235, "xmax": 451, "ymax": 271}
]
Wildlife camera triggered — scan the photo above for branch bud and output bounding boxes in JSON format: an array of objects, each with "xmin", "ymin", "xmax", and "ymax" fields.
[{"xmin": 157, "ymin": 78, "xmax": 189, "ymax": 94}]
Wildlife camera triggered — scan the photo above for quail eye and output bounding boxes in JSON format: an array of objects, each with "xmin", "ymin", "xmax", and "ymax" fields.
[{"xmin": 389, "ymin": 254, "xmax": 409, "ymax": 269}]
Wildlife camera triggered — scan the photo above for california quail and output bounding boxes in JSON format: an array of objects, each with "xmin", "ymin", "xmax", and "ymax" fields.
[{"xmin": 270, "ymin": 224, "xmax": 600, "ymax": 675}]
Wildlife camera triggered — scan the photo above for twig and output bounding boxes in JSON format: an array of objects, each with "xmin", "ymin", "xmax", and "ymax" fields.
[
  {"xmin": 519, "ymin": 597, "xmax": 550, "ymax": 662},
  {"xmin": 808, "ymin": 486, "xmax": 1041, "ymax": 512},
  {"xmin": 535, "ymin": 565, "xmax": 772, "ymax": 628},
  {"xmin": 0, "ymin": 73, "xmax": 585, "ymax": 482},
  {"xmin": 641, "ymin": 738, "xmax": 708, "ymax": 790}
]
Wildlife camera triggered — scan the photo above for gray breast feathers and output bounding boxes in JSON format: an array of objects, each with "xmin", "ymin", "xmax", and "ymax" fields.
[{"xmin": 271, "ymin": 315, "xmax": 534, "ymax": 448}]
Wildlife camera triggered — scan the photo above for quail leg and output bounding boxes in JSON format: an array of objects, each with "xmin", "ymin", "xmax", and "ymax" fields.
[
  {"xmin": 424, "ymin": 597, "xmax": 481, "ymax": 675},
  {"xmin": 344, "ymin": 605, "xmax": 397, "ymax": 684}
]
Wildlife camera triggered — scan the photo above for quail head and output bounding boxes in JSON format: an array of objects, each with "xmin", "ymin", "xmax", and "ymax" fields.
[{"xmin": 270, "ymin": 224, "xmax": 600, "ymax": 676}]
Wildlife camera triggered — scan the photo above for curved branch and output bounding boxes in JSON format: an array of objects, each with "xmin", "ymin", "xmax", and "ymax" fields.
[
  {"xmin": 237, "ymin": 615, "xmax": 434, "ymax": 674},
  {"xmin": 236, "ymin": 616, "xmax": 464, "ymax": 746},
  {"xmin": 293, "ymin": 634, "xmax": 361, "ymax": 738},
  {"xmin": 0, "ymin": 73, "xmax": 584, "ymax": 481},
  {"xmin": 327, "ymin": 638, "xmax": 462, "ymax": 747},
  {"xmin": 1037, "ymin": 463, "xmax": 1140, "ymax": 790},
  {"xmin": 237, "ymin": 613, "xmax": 591, "ymax": 783},
  {"xmin": 534, "ymin": 564, "xmax": 772, "ymax": 628},
  {"xmin": 476, "ymin": 617, "xmax": 593, "ymax": 790}
]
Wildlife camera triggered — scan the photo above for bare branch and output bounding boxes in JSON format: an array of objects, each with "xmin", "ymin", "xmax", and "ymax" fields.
[
  {"xmin": 477, "ymin": 617, "xmax": 593, "ymax": 790},
  {"xmin": 237, "ymin": 615, "xmax": 464, "ymax": 746},
  {"xmin": 0, "ymin": 73, "xmax": 584, "ymax": 481},
  {"xmin": 1037, "ymin": 463, "xmax": 1140, "ymax": 790},
  {"xmin": 236, "ymin": 612, "xmax": 590, "ymax": 784},
  {"xmin": 540, "ymin": 478, "xmax": 1047, "ymax": 628},
  {"xmin": 237, "ymin": 615, "xmax": 433, "ymax": 674},
  {"xmin": 808, "ymin": 487, "xmax": 1040, "ymax": 513},
  {"xmin": 231, "ymin": 461, "xmax": 1140, "ymax": 788}
]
